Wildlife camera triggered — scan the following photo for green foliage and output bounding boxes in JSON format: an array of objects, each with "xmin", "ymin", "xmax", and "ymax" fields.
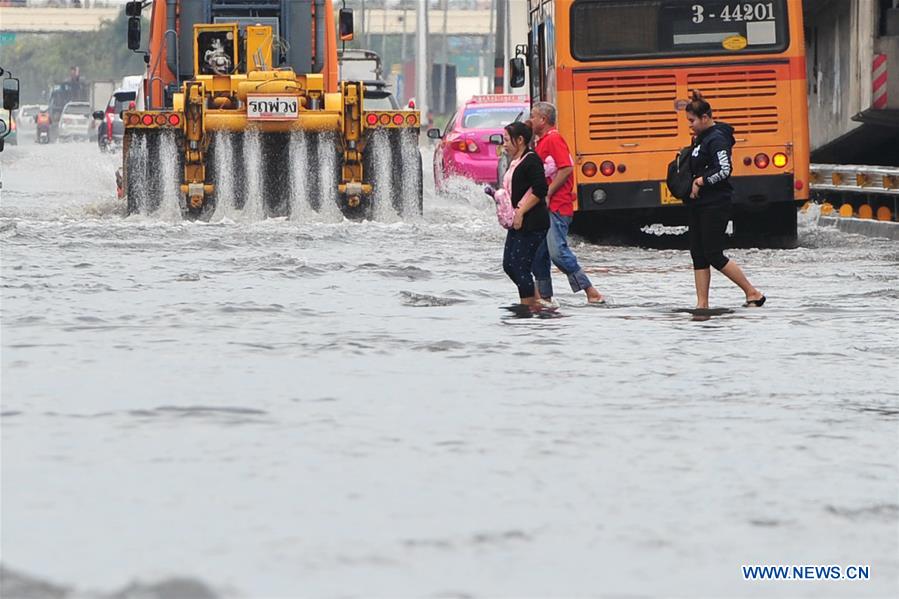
[{"xmin": 0, "ymin": 10, "xmax": 147, "ymax": 104}]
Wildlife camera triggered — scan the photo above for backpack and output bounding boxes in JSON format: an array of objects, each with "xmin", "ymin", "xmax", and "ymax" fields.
[{"xmin": 665, "ymin": 145, "xmax": 695, "ymax": 201}]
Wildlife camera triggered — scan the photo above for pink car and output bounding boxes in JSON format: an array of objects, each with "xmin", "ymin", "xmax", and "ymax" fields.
[{"xmin": 428, "ymin": 95, "xmax": 529, "ymax": 189}]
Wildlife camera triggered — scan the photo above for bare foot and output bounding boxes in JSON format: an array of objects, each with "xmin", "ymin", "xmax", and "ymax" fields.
[{"xmin": 586, "ymin": 286, "xmax": 605, "ymax": 304}]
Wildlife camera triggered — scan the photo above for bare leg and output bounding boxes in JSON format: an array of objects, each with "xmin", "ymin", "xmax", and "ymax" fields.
[
  {"xmin": 720, "ymin": 260, "xmax": 763, "ymax": 302},
  {"xmin": 694, "ymin": 268, "xmax": 711, "ymax": 309}
]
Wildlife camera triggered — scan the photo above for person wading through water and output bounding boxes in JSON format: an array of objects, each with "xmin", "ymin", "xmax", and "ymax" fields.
[
  {"xmin": 499, "ymin": 121, "xmax": 550, "ymax": 308},
  {"xmin": 685, "ymin": 90, "xmax": 766, "ymax": 309},
  {"xmin": 529, "ymin": 102, "xmax": 606, "ymax": 306}
]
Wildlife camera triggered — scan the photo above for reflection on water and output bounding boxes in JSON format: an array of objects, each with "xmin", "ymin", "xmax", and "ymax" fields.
[{"xmin": 1, "ymin": 142, "xmax": 898, "ymax": 598}]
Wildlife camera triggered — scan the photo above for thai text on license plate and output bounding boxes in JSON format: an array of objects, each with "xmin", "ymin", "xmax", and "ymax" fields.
[{"xmin": 247, "ymin": 95, "xmax": 299, "ymax": 121}]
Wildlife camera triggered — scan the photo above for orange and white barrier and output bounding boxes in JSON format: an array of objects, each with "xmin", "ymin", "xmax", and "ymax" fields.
[{"xmin": 873, "ymin": 54, "xmax": 888, "ymax": 110}]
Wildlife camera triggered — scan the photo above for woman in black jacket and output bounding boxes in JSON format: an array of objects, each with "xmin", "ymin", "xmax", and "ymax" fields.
[
  {"xmin": 501, "ymin": 121, "xmax": 549, "ymax": 307},
  {"xmin": 686, "ymin": 91, "xmax": 766, "ymax": 309}
]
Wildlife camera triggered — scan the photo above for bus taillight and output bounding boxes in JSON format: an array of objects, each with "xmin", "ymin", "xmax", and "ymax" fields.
[
  {"xmin": 582, "ymin": 162, "xmax": 597, "ymax": 177},
  {"xmin": 600, "ymin": 161, "xmax": 615, "ymax": 176},
  {"xmin": 773, "ymin": 153, "xmax": 788, "ymax": 168},
  {"xmin": 754, "ymin": 153, "xmax": 770, "ymax": 169}
]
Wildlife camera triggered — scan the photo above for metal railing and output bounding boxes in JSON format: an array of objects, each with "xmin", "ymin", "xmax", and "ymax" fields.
[{"xmin": 810, "ymin": 163, "xmax": 899, "ymax": 197}]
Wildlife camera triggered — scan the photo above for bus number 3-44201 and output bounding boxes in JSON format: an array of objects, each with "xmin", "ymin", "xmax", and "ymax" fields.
[{"xmin": 692, "ymin": 3, "xmax": 776, "ymax": 24}]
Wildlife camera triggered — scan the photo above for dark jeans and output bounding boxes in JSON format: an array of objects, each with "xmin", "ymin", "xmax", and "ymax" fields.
[
  {"xmin": 689, "ymin": 202, "xmax": 731, "ymax": 271},
  {"xmin": 503, "ymin": 228, "xmax": 548, "ymax": 299}
]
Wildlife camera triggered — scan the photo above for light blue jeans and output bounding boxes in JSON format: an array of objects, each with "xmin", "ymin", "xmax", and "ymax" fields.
[{"xmin": 533, "ymin": 211, "xmax": 593, "ymax": 299}]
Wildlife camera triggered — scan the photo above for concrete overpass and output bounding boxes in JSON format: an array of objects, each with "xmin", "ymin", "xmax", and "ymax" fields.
[
  {"xmin": 0, "ymin": 7, "xmax": 121, "ymax": 33},
  {"xmin": 0, "ymin": 6, "xmax": 492, "ymax": 34}
]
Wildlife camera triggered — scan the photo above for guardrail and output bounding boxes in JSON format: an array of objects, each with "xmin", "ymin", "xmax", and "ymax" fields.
[
  {"xmin": 808, "ymin": 163, "xmax": 899, "ymax": 221},
  {"xmin": 810, "ymin": 163, "xmax": 899, "ymax": 196}
]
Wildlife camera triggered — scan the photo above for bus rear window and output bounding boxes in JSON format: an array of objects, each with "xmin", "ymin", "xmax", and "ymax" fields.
[
  {"xmin": 462, "ymin": 107, "xmax": 527, "ymax": 130},
  {"xmin": 571, "ymin": 0, "xmax": 789, "ymax": 60}
]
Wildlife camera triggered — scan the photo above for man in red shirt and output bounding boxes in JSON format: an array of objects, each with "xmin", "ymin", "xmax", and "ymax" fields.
[{"xmin": 530, "ymin": 102, "xmax": 605, "ymax": 304}]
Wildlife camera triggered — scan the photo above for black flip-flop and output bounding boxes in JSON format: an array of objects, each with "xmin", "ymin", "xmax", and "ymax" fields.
[{"xmin": 743, "ymin": 295, "xmax": 767, "ymax": 308}]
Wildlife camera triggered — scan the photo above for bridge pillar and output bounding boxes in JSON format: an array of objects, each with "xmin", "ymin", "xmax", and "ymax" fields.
[{"xmin": 805, "ymin": 0, "xmax": 899, "ymax": 164}]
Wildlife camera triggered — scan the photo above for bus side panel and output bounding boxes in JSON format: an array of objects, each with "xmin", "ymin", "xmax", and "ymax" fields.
[
  {"xmin": 788, "ymin": 1, "xmax": 810, "ymax": 201},
  {"xmin": 555, "ymin": 69, "xmax": 579, "ymax": 211}
]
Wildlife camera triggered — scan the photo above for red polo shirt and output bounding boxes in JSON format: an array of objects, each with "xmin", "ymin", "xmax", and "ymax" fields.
[{"xmin": 535, "ymin": 128, "xmax": 575, "ymax": 216}]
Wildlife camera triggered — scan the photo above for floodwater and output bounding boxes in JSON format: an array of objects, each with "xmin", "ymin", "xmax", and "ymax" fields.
[{"xmin": 2, "ymin": 140, "xmax": 898, "ymax": 598}]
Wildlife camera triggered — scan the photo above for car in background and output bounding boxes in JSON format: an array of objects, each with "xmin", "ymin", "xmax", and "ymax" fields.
[
  {"xmin": 361, "ymin": 80, "xmax": 400, "ymax": 111},
  {"xmin": 14, "ymin": 104, "xmax": 41, "ymax": 132},
  {"xmin": 427, "ymin": 94, "xmax": 529, "ymax": 189},
  {"xmin": 94, "ymin": 88, "xmax": 137, "ymax": 152},
  {"xmin": 338, "ymin": 48, "xmax": 384, "ymax": 82},
  {"xmin": 0, "ymin": 109, "xmax": 17, "ymax": 147},
  {"xmin": 338, "ymin": 50, "xmax": 403, "ymax": 112},
  {"xmin": 57, "ymin": 101, "xmax": 92, "ymax": 142}
]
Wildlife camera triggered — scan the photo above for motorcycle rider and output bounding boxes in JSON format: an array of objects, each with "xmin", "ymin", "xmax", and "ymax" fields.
[{"xmin": 35, "ymin": 108, "xmax": 51, "ymax": 143}]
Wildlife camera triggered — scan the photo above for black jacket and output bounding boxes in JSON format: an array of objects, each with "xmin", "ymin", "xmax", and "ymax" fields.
[
  {"xmin": 689, "ymin": 122, "xmax": 735, "ymax": 206},
  {"xmin": 510, "ymin": 151, "xmax": 550, "ymax": 231}
]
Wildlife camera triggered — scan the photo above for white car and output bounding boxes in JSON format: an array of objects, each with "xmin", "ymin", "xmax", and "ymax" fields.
[
  {"xmin": 14, "ymin": 104, "xmax": 41, "ymax": 131},
  {"xmin": 57, "ymin": 101, "xmax": 92, "ymax": 142}
]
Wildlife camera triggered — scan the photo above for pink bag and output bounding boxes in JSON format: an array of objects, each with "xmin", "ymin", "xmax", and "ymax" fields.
[
  {"xmin": 486, "ymin": 155, "xmax": 557, "ymax": 229},
  {"xmin": 491, "ymin": 188, "xmax": 516, "ymax": 229},
  {"xmin": 486, "ymin": 155, "xmax": 522, "ymax": 229}
]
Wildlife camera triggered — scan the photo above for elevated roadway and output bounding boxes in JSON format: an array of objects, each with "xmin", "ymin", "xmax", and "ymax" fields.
[
  {"xmin": 0, "ymin": 7, "xmax": 120, "ymax": 33},
  {"xmin": 0, "ymin": 6, "xmax": 492, "ymax": 34}
]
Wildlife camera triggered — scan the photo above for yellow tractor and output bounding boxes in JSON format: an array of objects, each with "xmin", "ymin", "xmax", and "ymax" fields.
[{"xmin": 120, "ymin": 0, "xmax": 421, "ymax": 219}]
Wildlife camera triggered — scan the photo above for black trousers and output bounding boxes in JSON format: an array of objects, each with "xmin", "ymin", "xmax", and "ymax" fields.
[
  {"xmin": 689, "ymin": 202, "xmax": 731, "ymax": 271},
  {"xmin": 503, "ymin": 228, "xmax": 547, "ymax": 299}
]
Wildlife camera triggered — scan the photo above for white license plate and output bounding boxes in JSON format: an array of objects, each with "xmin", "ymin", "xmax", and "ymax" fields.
[{"xmin": 247, "ymin": 95, "xmax": 299, "ymax": 121}]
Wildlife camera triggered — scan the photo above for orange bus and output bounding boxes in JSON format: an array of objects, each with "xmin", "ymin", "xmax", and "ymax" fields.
[{"xmin": 514, "ymin": 0, "xmax": 809, "ymax": 247}]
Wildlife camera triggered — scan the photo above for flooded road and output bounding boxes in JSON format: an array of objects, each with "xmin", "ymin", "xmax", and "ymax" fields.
[{"xmin": 2, "ymin": 141, "xmax": 898, "ymax": 598}]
